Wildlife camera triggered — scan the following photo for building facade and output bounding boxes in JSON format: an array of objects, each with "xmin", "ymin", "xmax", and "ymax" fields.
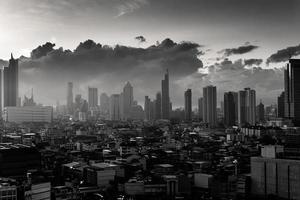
[
  {"xmin": 184, "ymin": 89, "xmax": 192, "ymax": 122},
  {"xmin": 203, "ymin": 85, "xmax": 217, "ymax": 127}
]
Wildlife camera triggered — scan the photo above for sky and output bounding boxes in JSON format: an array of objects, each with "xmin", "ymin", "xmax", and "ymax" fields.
[{"xmin": 0, "ymin": 0, "xmax": 300, "ymax": 107}]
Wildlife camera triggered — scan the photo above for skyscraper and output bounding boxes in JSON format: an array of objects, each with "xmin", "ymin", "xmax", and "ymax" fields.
[
  {"xmin": 161, "ymin": 69, "xmax": 170, "ymax": 119},
  {"xmin": 284, "ymin": 59, "xmax": 300, "ymax": 124},
  {"xmin": 198, "ymin": 97, "xmax": 203, "ymax": 121},
  {"xmin": 184, "ymin": 89, "xmax": 192, "ymax": 122},
  {"xmin": 224, "ymin": 92, "xmax": 236, "ymax": 127},
  {"xmin": 100, "ymin": 93, "xmax": 109, "ymax": 113},
  {"xmin": 4, "ymin": 54, "xmax": 18, "ymax": 107},
  {"xmin": 110, "ymin": 94, "xmax": 122, "ymax": 121},
  {"xmin": 144, "ymin": 96, "xmax": 151, "ymax": 121},
  {"xmin": 67, "ymin": 82, "xmax": 73, "ymax": 115},
  {"xmin": 155, "ymin": 92, "xmax": 162, "ymax": 120},
  {"xmin": 88, "ymin": 87, "xmax": 98, "ymax": 109},
  {"xmin": 257, "ymin": 101, "xmax": 265, "ymax": 122},
  {"xmin": 277, "ymin": 91, "xmax": 285, "ymax": 118},
  {"xmin": 238, "ymin": 88, "xmax": 256, "ymax": 126},
  {"xmin": 203, "ymin": 85, "xmax": 217, "ymax": 127},
  {"xmin": 123, "ymin": 82, "xmax": 133, "ymax": 120}
]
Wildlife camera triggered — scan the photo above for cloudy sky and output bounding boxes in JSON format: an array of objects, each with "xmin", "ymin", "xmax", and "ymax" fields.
[{"xmin": 0, "ymin": 0, "xmax": 300, "ymax": 107}]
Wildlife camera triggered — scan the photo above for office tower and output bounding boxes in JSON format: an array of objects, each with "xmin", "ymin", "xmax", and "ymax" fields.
[
  {"xmin": 257, "ymin": 101, "xmax": 265, "ymax": 122},
  {"xmin": 203, "ymin": 85, "xmax": 217, "ymax": 127},
  {"xmin": 122, "ymin": 82, "xmax": 133, "ymax": 120},
  {"xmin": 277, "ymin": 91, "xmax": 285, "ymax": 118},
  {"xmin": 155, "ymin": 92, "xmax": 162, "ymax": 120},
  {"xmin": 161, "ymin": 69, "xmax": 170, "ymax": 119},
  {"xmin": 144, "ymin": 96, "xmax": 151, "ymax": 121},
  {"xmin": 4, "ymin": 54, "xmax": 18, "ymax": 107},
  {"xmin": 224, "ymin": 92, "xmax": 236, "ymax": 126},
  {"xmin": 198, "ymin": 97, "xmax": 203, "ymax": 121},
  {"xmin": 100, "ymin": 93, "xmax": 109, "ymax": 113},
  {"xmin": 184, "ymin": 89, "xmax": 192, "ymax": 122},
  {"xmin": 109, "ymin": 94, "xmax": 121, "ymax": 120},
  {"xmin": 284, "ymin": 59, "xmax": 300, "ymax": 124},
  {"xmin": 238, "ymin": 88, "xmax": 256, "ymax": 126},
  {"xmin": 88, "ymin": 87, "xmax": 98, "ymax": 109},
  {"xmin": 149, "ymin": 100, "xmax": 156, "ymax": 121},
  {"xmin": 67, "ymin": 82, "xmax": 73, "ymax": 115}
]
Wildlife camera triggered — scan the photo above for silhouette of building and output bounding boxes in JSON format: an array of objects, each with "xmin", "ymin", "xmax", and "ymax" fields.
[
  {"xmin": 277, "ymin": 91, "xmax": 285, "ymax": 118},
  {"xmin": 4, "ymin": 54, "xmax": 18, "ymax": 107},
  {"xmin": 161, "ymin": 70, "xmax": 170, "ymax": 119},
  {"xmin": 198, "ymin": 97, "xmax": 203, "ymax": 121},
  {"xmin": 23, "ymin": 88, "xmax": 36, "ymax": 106},
  {"xmin": 110, "ymin": 94, "xmax": 122, "ymax": 121},
  {"xmin": 184, "ymin": 89, "xmax": 192, "ymax": 122},
  {"xmin": 144, "ymin": 96, "xmax": 151, "ymax": 121},
  {"xmin": 224, "ymin": 92, "xmax": 236, "ymax": 127},
  {"xmin": 123, "ymin": 82, "xmax": 133, "ymax": 120},
  {"xmin": 257, "ymin": 100, "xmax": 265, "ymax": 122},
  {"xmin": 238, "ymin": 88, "xmax": 256, "ymax": 126},
  {"xmin": 284, "ymin": 59, "xmax": 300, "ymax": 125},
  {"xmin": 67, "ymin": 82, "xmax": 73, "ymax": 115},
  {"xmin": 155, "ymin": 92, "xmax": 162, "ymax": 120},
  {"xmin": 203, "ymin": 85, "xmax": 217, "ymax": 127},
  {"xmin": 88, "ymin": 87, "xmax": 98, "ymax": 109}
]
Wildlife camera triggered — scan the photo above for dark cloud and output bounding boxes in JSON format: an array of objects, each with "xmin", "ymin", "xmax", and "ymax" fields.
[
  {"xmin": 19, "ymin": 38, "xmax": 203, "ymax": 105},
  {"xmin": 220, "ymin": 44, "xmax": 259, "ymax": 56},
  {"xmin": 266, "ymin": 44, "xmax": 300, "ymax": 64},
  {"xmin": 30, "ymin": 42, "xmax": 55, "ymax": 59},
  {"xmin": 244, "ymin": 58, "xmax": 263, "ymax": 66},
  {"xmin": 135, "ymin": 36, "xmax": 146, "ymax": 43}
]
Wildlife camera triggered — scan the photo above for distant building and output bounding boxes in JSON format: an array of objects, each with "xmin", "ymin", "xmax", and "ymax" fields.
[
  {"xmin": 284, "ymin": 59, "xmax": 300, "ymax": 125},
  {"xmin": 109, "ymin": 94, "xmax": 122, "ymax": 120},
  {"xmin": 88, "ymin": 87, "xmax": 98, "ymax": 109},
  {"xmin": 23, "ymin": 89, "xmax": 36, "ymax": 106},
  {"xmin": 129, "ymin": 105, "xmax": 144, "ymax": 120},
  {"xmin": 100, "ymin": 93, "xmax": 109, "ymax": 114},
  {"xmin": 277, "ymin": 91, "xmax": 285, "ymax": 118},
  {"xmin": 184, "ymin": 89, "xmax": 192, "ymax": 122},
  {"xmin": 161, "ymin": 70, "xmax": 170, "ymax": 119},
  {"xmin": 257, "ymin": 101, "xmax": 265, "ymax": 122},
  {"xmin": 224, "ymin": 92, "xmax": 236, "ymax": 126},
  {"xmin": 198, "ymin": 97, "xmax": 203, "ymax": 121},
  {"xmin": 4, "ymin": 54, "xmax": 18, "ymax": 107},
  {"xmin": 3, "ymin": 106, "xmax": 53, "ymax": 123},
  {"xmin": 155, "ymin": 92, "xmax": 162, "ymax": 120},
  {"xmin": 238, "ymin": 88, "xmax": 256, "ymax": 126},
  {"xmin": 144, "ymin": 96, "xmax": 151, "ymax": 121},
  {"xmin": 67, "ymin": 82, "xmax": 73, "ymax": 115},
  {"xmin": 123, "ymin": 82, "xmax": 133, "ymax": 120},
  {"xmin": 203, "ymin": 85, "xmax": 217, "ymax": 127}
]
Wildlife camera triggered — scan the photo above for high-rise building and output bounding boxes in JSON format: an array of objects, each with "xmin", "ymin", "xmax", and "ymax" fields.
[
  {"xmin": 203, "ymin": 85, "xmax": 217, "ymax": 127},
  {"xmin": 277, "ymin": 91, "xmax": 285, "ymax": 118},
  {"xmin": 144, "ymin": 96, "xmax": 151, "ymax": 121},
  {"xmin": 284, "ymin": 59, "xmax": 300, "ymax": 124},
  {"xmin": 161, "ymin": 69, "xmax": 170, "ymax": 119},
  {"xmin": 198, "ymin": 97, "xmax": 203, "ymax": 121},
  {"xmin": 224, "ymin": 92, "xmax": 236, "ymax": 127},
  {"xmin": 4, "ymin": 54, "xmax": 18, "ymax": 107},
  {"xmin": 67, "ymin": 82, "xmax": 73, "ymax": 115},
  {"xmin": 100, "ymin": 93, "xmax": 109, "ymax": 113},
  {"xmin": 257, "ymin": 101, "xmax": 265, "ymax": 122},
  {"xmin": 238, "ymin": 88, "xmax": 256, "ymax": 126},
  {"xmin": 149, "ymin": 100, "xmax": 156, "ymax": 121},
  {"xmin": 184, "ymin": 89, "xmax": 192, "ymax": 122},
  {"xmin": 123, "ymin": 82, "xmax": 133, "ymax": 120},
  {"xmin": 155, "ymin": 92, "xmax": 162, "ymax": 120},
  {"xmin": 109, "ymin": 94, "xmax": 122, "ymax": 121},
  {"xmin": 88, "ymin": 87, "xmax": 98, "ymax": 109}
]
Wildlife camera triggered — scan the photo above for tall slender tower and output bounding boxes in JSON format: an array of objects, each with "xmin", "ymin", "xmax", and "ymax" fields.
[
  {"xmin": 161, "ymin": 69, "xmax": 170, "ymax": 119},
  {"xmin": 184, "ymin": 89, "xmax": 192, "ymax": 122},
  {"xmin": 67, "ymin": 82, "xmax": 73, "ymax": 115},
  {"xmin": 155, "ymin": 92, "xmax": 162, "ymax": 120},
  {"xmin": 4, "ymin": 53, "xmax": 18, "ymax": 107},
  {"xmin": 123, "ymin": 82, "xmax": 133, "ymax": 120},
  {"xmin": 144, "ymin": 96, "xmax": 151, "ymax": 121},
  {"xmin": 198, "ymin": 97, "xmax": 203, "ymax": 121},
  {"xmin": 238, "ymin": 88, "xmax": 256, "ymax": 126},
  {"xmin": 224, "ymin": 92, "xmax": 237, "ymax": 126},
  {"xmin": 203, "ymin": 85, "xmax": 217, "ymax": 127},
  {"xmin": 88, "ymin": 87, "xmax": 98, "ymax": 109}
]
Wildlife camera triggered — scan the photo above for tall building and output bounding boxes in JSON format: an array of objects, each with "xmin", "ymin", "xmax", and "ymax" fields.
[
  {"xmin": 224, "ymin": 92, "xmax": 236, "ymax": 126},
  {"xmin": 155, "ymin": 92, "xmax": 162, "ymax": 120},
  {"xmin": 144, "ymin": 96, "xmax": 151, "ymax": 121},
  {"xmin": 284, "ymin": 59, "xmax": 300, "ymax": 124},
  {"xmin": 277, "ymin": 91, "xmax": 285, "ymax": 118},
  {"xmin": 88, "ymin": 87, "xmax": 98, "ymax": 109},
  {"xmin": 4, "ymin": 54, "xmax": 18, "ymax": 107},
  {"xmin": 238, "ymin": 88, "xmax": 256, "ymax": 126},
  {"xmin": 198, "ymin": 97, "xmax": 203, "ymax": 121},
  {"xmin": 257, "ymin": 101, "xmax": 265, "ymax": 122},
  {"xmin": 123, "ymin": 82, "xmax": 133, "ymax": 120},
  {"xmin": 203, "ymin": 85, "xmax": 217, "ymax": 127},
  {"xmin": 109, "ymin": 94, "xmax": 122, "ymax": 121},
  {"xmin": 67, "ymin": 82, "xmax": 73, "ymax": 115},
  {"xmin": 161, "ymin": 69, "xmax": 170, "ymax": 119},
  {"xmin": 100, "ymin": 93, "xmax": 109, "ymax": 113},
  {"xmin": 184, "ymin": 89, "xmax": 192, "ymax": 122}
]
